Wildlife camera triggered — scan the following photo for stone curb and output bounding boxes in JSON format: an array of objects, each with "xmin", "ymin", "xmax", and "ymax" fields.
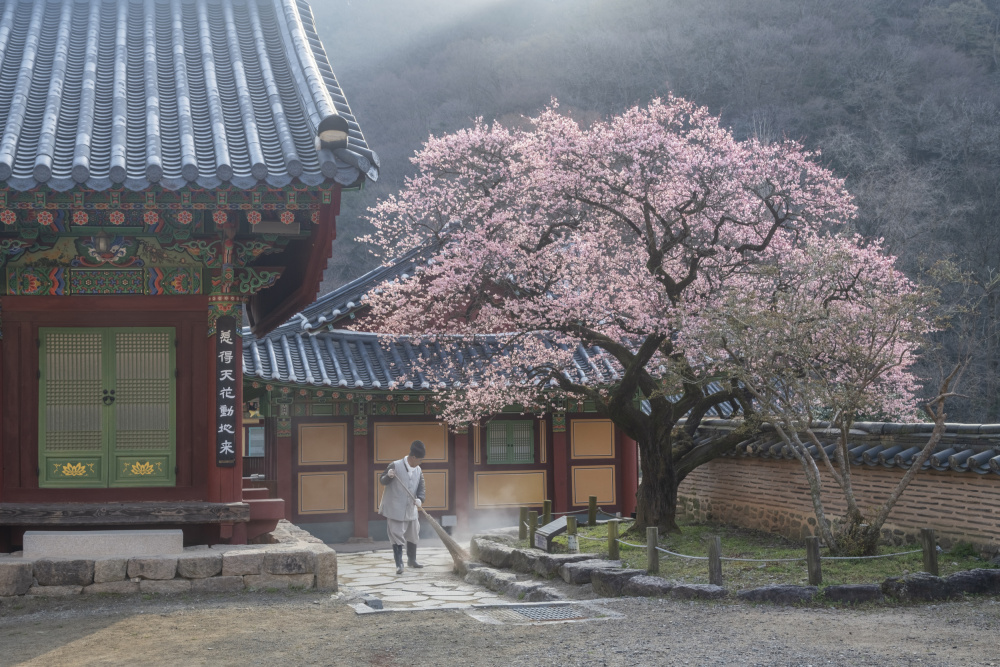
[{"xmin": 0, "ymin": 525, "xmax": 339, "ymax": 598}]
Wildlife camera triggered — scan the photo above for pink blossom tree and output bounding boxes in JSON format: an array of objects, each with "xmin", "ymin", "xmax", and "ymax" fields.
[
  {"xmin": 362, "ymin": 97, "xmax": 869, "ymax": 532},
  {"xmin": 699, "ymin": 234, "xmax": 946, "ymax": 554}
]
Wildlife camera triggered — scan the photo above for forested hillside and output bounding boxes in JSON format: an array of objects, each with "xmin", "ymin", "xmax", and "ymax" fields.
[{"xmin": 312, "ymin": 0, "xmax": 1000, "ymax": 421}]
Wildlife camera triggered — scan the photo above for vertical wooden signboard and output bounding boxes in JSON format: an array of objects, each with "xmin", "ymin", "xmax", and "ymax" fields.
[{"xmin": 216, "ymin": 316, "xmax": 237, "ymax": 467}]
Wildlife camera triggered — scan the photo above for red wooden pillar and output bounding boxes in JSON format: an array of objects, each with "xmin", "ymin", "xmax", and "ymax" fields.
[
  {"xmin": 620, "ymin": 431, "xmax": 639, "ymax": 518},
  {"xmin": 275, "ymin": 418, "xmax": 293, "ymax": 519},
  {"xmin": 352, "ymin": 432, "xmax": 370, "ymax": 538},
  {"xmin": 207, "ymin": 312, "xmax": 245, "ymax": 543},
  {"xmin": 453, "ymin": 430, "xmax": 470, "ymax": 533},
  {"xmin": 552, "ymin": 416, "xmax": 569, "ymax": 515}
]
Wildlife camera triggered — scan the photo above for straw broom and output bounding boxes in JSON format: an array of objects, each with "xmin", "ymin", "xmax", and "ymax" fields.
[{"xmin": 393, "ymin": 475, "xmax": 470, "ymax": 574}]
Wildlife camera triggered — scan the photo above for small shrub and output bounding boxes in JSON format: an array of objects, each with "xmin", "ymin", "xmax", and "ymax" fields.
[{"xmin": 950, "ymin": 541, "xmax": 978, "ymax": 559}]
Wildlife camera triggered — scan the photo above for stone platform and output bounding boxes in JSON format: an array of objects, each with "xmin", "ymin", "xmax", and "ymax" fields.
[{"xmin": 0, "ymin": 521, "xmax": 336, "ymax": 597}]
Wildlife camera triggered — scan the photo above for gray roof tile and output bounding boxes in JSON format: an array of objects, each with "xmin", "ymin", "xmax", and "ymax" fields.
[
  {"xmin": 703, "ymin": 419, "xmax": 1000, "ymax": 477},
  {"xmin": 0, "ymin": 0, "xmax": 377, "ymax": 192}
]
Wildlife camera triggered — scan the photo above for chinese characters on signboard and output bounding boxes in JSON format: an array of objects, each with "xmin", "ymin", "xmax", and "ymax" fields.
[{"xmin": 216, "ymin": 315, "xmax": 238, "ymax": 467}]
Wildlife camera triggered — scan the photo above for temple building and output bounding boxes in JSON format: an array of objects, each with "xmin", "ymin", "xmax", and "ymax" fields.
[
  {"xmin": 240, "ymin": 256, "xmax": 647, "ymax": 543},
  {"xmin": 0, "ymin": 0, "xmax": 378, "ymax": 551}
]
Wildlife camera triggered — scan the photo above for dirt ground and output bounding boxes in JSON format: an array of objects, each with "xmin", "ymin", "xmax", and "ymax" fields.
[{"xmin": 1, "ymin": 589, "xmax": 999, "ymax": 666}]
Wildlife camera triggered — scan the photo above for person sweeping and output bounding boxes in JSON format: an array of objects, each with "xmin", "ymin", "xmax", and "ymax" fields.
[{"xmin": 378, "ymin": 440, "xmax": 426, "ymax": 575}]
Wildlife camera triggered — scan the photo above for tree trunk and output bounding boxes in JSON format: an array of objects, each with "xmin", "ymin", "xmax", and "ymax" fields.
[{"xmin": 632, "ymin": 424, "xmax": 680, "ymax": 533}]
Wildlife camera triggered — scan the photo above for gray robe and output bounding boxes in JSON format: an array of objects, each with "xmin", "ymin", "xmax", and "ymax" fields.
[{"xmin": 378, "ymin": 458, "xmax": 425, "ymax": 522}]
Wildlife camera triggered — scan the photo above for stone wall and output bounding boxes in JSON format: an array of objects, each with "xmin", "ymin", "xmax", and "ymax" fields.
[
  {"xmin": 677, "ymin": 457, "xmax": 1000, "ymax": 553},
  {"xmin": 0, "ymin": 522, "xmax": 336, "ymax": 597}
]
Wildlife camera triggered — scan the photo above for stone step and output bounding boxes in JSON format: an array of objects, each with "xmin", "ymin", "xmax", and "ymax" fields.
[{"xmin": 23, "ymin": 529, "xmax": 183, "ymax": 559}]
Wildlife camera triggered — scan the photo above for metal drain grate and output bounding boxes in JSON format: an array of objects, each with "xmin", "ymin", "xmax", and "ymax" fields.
[
  {"xmin": 466, "ymin": 603, "xmax": 617, "ymax": 625},
  {"xmin": 510, "ymin": 605, "xmax": 586, "ymax": 621}
]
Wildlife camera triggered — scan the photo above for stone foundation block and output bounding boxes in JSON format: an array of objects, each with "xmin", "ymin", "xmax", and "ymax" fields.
[
  {"xmin": 263, "ymin": 550, "xmax": 314, "ymax": 575},
  {"xmin": 84, "ymin": 581, "xmax": 140, "ymax": 594},
  {"xmin": 532, "ymin": 553, "xmax": 595, "ymax": 578},
  {"xmin": 558, "ymin": 559, "xmax": 622, "ymax": 585},
  {"xmin": 622, "ymin": 575, "xmax": 675, "ymax": 597},
  {"xmin": 506, "ymin": 580, "xmax": 545, "ymax": 599},
  {"xmin": 127, "ymin": 556, "xmax": 177, "ymax": 580},
  {"xmin": 222, "ymin": 551, "xmax": 265, "ymax": 576},
  {"xmin": 28, "ymin": 585, "xmax": 83, "ymax": 596},
  {"xmin": 463, "ymin": 567, "xmax": 490, "ymax": 587},
  {"xmin": 524, "ymin": 586, "xmax": 565, "ymax": 602},
  {"xmin": 822, "ymin": 584, "xmax": 884, "ymax": 604},
  {"xmin": 0, "ymin": 561, "xmax": 33, "ymax": 596},
  {"xmin": 93, "ymin": 558, "xmax": 128, "ymax": 583},
  {"xmin": 190, "ymin": 576, "xmax": 246, "ymax": 593},
  {"xmin": 509, "ymin": 549, "xmax": 541, "ymax": 574},
  {"xmin": 737, "ymin": 585, "xmax": 816, "ymax": 604},
  {"xmin": 590, "ymin": 568, "xmax": 645, "ymax": 597},
  {"xmin": 176, "ymin": 553, "xmax": 223, "ymax": 579},
  {"xmin": 140, "ymin": 579, "xmax": 192, "ymax": 595},
  {"xmin": 881, "ymin": 573, "xmax": 960, "ymax": 602},
  {"xmin": 945, "ymin": 568, "xmax": 1000, "ymax": 596},
  {"xmin": 670, "ymin": 583, "xmax": 728, "ymax": 600},
  {"xmin": 475, "ymin": 541, "xmax": 515, "ymax": 569},
  {"xmin": 34, "ymin": 559, "xmax": 94, "ymax": 586},
  {"xmin": 479, "ymin": 569, "xmax": 518, "ymax": 593},
  {"xmin": 243, "ymin": 573, "xmax": 315, "ymax": 590},
  {"xmin": 309, "ymin": 548, "xmax": 338, "ymax": 591}
]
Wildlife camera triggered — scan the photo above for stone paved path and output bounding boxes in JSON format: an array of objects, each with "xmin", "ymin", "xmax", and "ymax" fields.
[{"xmin": 336, "ymin": 547, "xmax": 503, "ymax": 609}]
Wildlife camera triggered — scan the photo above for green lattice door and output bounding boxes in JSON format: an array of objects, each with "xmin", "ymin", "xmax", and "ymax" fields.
[
  {"xmin": 486, "ymin": 420, "xmax": 535, "ymax": 464},
  {"xmin": 39, "ymin": 328, "xmax": 176, "ymax": 488}
]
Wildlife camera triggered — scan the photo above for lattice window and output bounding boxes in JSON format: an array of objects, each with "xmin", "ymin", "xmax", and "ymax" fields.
[
  {"xmin": 39, "ymin": 327, "xmax": 176, "ymax": 488},
  {"xmin": 486, "ymin": 420, "xmax": 535, "ymax": 465}
]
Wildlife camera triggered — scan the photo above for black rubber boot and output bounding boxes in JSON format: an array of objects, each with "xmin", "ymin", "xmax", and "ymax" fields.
[
  {"xmin": 392, "ymin": 544, "xmax": 404, "ymax": 574},
  {"xmin": 406, "ymin": 542, "xmax": 424, "ymax": 568}
]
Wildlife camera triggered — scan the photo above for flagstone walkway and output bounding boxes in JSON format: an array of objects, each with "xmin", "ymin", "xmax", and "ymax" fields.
[{"xmin": 336, "ymin": 547, "xmax": 504, "ymax": 609}]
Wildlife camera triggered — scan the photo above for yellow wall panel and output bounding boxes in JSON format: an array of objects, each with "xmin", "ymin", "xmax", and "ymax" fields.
[
  {"xmin": 298, "ymin": 472, "xmax": 348, "ymax": 514},
  {"xmin": 474, "ymin": 471, "xmax": 547, "ymax": 508},
  {"xmin": 374, "ymin": 469, "xmax": 449, "ymax": 511},
  {"xmin": 571, "ymin": 420, "xmax": 615, "ymax": 459},
  {"xmin": 298, "ymin": 423, "xmax": 347, "ymax": 465},
  {"xmin": 374, "ymin": 422, "xmax": 448, "ymax": 463},
  {"xmin": 572, "ymin": 465, "xmax": 616, "ymax": 506}
]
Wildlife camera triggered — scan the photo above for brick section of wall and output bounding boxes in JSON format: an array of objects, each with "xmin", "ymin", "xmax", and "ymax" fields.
[{"xmin": 678, "ymin": 458, "xmax": 1000, "ymax": 552}]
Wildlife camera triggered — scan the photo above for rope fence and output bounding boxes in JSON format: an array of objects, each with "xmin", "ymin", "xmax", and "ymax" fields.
[{"xmin": 515, "ymin": 500, "xmax": 944, "ymax": 586}]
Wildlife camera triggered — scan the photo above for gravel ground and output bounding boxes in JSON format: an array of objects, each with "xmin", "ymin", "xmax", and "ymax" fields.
[{"xmin": 1, "ymin": 589, "xmax": 999, "ymax": 666}]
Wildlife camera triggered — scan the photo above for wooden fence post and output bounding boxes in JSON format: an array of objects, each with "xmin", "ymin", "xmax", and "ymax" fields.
[
  {"xmin": 647, "ymin": 526, "xmax": 659, "ymax": 574},
  {"xmin": 528, "ymin": 511, "xmax": 538, "ymax": 549},
  {"xmin": 806, "ymin": 536, "xmax": 822, "ymax": 586},
  {"xmin": 543, "ymin": 499, "xmax": 552, "ymax": 526},
  {"xmin": 588, "ymin": 496, "xmax": 598, "ymax": 526},
  {"xmin": 608, "ymin": 520, "xmax": 619, "ymax": 560},
  {"xmin": 567, "ymin": 516, "xmax": 578, "ymax": 553},
  {"xmin": 921, "ymin": 528, "xmax": 939, "ymax": 576},
  {"xmin": 708, "ymin": 535, "xmax": 723, "ymax": 586},
  {"xmin": 519, "ymin": 507, "xmax": 528, "ymax": 540}
]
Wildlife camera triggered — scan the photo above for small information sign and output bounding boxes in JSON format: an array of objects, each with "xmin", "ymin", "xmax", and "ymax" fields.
[{"xmin": 533, "ymin": 515, "xmax": 568, "ymax": 552}]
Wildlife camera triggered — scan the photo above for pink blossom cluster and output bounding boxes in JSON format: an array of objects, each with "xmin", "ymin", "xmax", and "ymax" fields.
[{"xmin": 361, "ymin": 97, "xmax": 923, "ymax": 426}]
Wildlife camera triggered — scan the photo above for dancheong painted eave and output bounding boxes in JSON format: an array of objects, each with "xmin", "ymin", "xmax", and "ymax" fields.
[{"xmin": 0, "ymin": 0, "xmax": 378, "ymax": 193}]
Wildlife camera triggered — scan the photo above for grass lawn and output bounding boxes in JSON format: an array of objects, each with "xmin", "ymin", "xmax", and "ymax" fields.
[{"xmin": 517, "ymin": 518, "xmax": 995, "ymax": 590}]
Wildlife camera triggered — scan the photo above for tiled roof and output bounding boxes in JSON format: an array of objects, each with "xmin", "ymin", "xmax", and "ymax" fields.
[
  {"xmin": 242, "ymin": 319, "xmax": 737, "ymax": 418},
  {"xmin": 287, "ymin": 246, "xmax": 437, "ymax": 333},
  {"xmin": 0, "ymin": 0, "xmax": 377, "ymax": 192},
  {"xmin": 699, "ymin": 419, "xmax": 1000, "ymax": 475},
  {"xmin": 242, "ymin": 329, "xmax": 624, "ymax": 391}
]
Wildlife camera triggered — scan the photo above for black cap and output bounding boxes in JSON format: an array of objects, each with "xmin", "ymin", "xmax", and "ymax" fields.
[{"xmin": 409, "ymin": 440, "xmax": 426, "ymax": 458}]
